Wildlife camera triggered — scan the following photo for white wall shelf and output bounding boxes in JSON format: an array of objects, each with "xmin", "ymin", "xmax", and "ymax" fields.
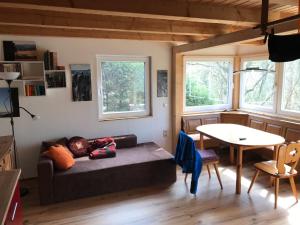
[{"xmin": 0, "ymin": 61, "xmax": 46, "ymax": 97}]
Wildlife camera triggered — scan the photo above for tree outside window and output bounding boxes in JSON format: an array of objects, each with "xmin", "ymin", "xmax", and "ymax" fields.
[
  {"xmin": 101, "ymin": 61, "xmax": 146, "ymax": 113},
  {"xmin": 240, "ymin": 60, "xmax": 275, "ymax": 110},
  {"xmin": 282, "ymin": 59, "xmax": 300, "ymax": 112},
  {"xmin": 98, "ymin": 56, "xmax": 150, "ymax": 120},
  {"xmin": 185, "ymin": 60, "xmax": 232, "ymax": 111}
]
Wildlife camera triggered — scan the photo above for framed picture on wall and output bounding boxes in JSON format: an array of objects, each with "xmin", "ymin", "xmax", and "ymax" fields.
[
  {"xmin": 157, "ymin": 70, "xmax": 168, "ymax": 97},
  {"xmin": 0, "ymin": 88, "xmax": 20, "ymax": 117},
  {"xmin": 70, "ymin": 64, "xmax": 92, "ymax": 101},
  {"xmin": 45, "ymin": 71, "xmax": 66, "ymax": 88}
]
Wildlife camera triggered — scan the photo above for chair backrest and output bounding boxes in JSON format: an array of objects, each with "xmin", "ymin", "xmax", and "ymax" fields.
[
  {"xmin": 277, "ymin": 141, "xmax": 300, "ymax": 174},
  {"xmin": 175, "ymin": 131, "xmax": 196, "ymax": 158},
  {"xmin": 175, "ymin": 131, "xmax": 197, "ymax": 172}
]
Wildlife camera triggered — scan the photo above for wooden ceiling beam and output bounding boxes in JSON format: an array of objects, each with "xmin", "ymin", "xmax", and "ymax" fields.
[
  {"xmin": 0, "ymin": 24, "xmax": 209, "ymax": 42},
  {"xmin": 0, "ymin": 0, "xmax": 269, "ymax": 26},
  {"xmin": 174, "ymin": 20, "xmax": 299, "ymax": 53},
  {"xmin": 269, "ymin": 0, "xmax": 298, "ymax": 7},
  {"xmin": 0, "ymin": 7, "xmax": 246, "ymax": 36},
  {"xmin": 238, "ymin": 40, "xmax": 265, "ymax": 45}
]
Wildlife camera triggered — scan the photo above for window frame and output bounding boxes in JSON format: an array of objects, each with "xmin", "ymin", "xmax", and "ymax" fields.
[
  {"xmin": 239, "ymin": 55, "xmax": 279, "ymax": 114},
  {"xmin": 97, "ymin": 55, "xmax": 152, "ymax": 121},
  {"xmin": 277, "ymin": 62, "xmax": 300, "ymax": 118},
  {"xmin": 183, "ymin": 56, "xmax": 233, "ymax": 113}
]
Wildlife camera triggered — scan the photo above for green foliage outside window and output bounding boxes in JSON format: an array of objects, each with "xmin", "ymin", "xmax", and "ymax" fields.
[
  {"xmin": 185, "ymin": 61, "xmax": 231, "ymax": 107},
  {"xmin": 101, "ymin": 61, "xmax": 146, "ymax": 113}
]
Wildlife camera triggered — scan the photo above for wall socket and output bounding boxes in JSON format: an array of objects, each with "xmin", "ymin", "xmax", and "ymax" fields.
[{"xmin": 163, "ymin": 130, "xmax": 168, "ymax": 137}]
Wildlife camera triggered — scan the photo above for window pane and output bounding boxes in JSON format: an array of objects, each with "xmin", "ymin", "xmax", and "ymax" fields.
[
  {"xmin": 185, "ymin": 60, "xmax": 231, "ymax": 107},
  {"xmin": 282, "ymin": 59, "xmax": 300, "ymax": 112},
  {"xmin": 241, "ymin": 60, "xmax": 275, "ymax": 108},
  {"xmin": 101, "ymin": 61, "xmax": 146, "ymax": 113}
]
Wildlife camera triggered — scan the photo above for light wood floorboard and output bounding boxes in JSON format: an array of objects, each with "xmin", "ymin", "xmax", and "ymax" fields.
[{"xmin": 21, "ymin": 161, "xmax": 300, "ymax": 225}]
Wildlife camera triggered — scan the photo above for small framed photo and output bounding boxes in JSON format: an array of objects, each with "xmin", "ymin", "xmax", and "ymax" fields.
[
  {"xmin": 45, "ymin": 71, "xmax": 66, "ymax": 88},
  {"xmin": 157, "ymin": 70, "xmax": 168, "ymax": 97}
]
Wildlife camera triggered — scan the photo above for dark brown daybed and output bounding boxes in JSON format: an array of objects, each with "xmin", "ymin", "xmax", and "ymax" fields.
[{"xmin": 37, "ymin": 134, "xmax": 176, "ymax": 205}]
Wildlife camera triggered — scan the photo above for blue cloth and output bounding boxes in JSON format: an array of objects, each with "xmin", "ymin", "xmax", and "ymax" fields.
[{"xmin": 174, "ymin": 131, "xmax": 202, "ymax": 194}]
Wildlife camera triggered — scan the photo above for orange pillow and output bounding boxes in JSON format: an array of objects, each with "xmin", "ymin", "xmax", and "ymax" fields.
[{"xmin": 44, "ymin": 145, "xmax": 75, "ymax": 170}]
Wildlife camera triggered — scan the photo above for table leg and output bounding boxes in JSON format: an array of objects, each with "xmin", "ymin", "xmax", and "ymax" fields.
[
  {"xmin": 230, "ymin": 145, "xmax": 234, "ymax": 164},
  {"xmin": 236, "ymin": 146, "xmax": 243, "ymax": 194},
  {"xmin": 200, "ymin": 134, "xmax": 204, "ymax": 150}
]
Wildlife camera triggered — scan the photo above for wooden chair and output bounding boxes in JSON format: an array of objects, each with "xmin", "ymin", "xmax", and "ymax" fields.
[
  {"xmin": 248, "ymin": 141, "xmax": 300, "ymax": 208},
  {"xmin": 185, "ymin": 148, "xmax": 223, "ymax": 190},
  {"xmin": 186, "ymin": 133, "xmax": 223, "ymax": 190}
]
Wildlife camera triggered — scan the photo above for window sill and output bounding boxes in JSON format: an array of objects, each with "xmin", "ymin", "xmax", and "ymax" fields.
[
  {"xmin": 183, "ymin": 109, "xmax": 229, "ymax": 116},
  {"xmin": 98, "ymin": 114, "xmax": 153, "ymax": 122}
]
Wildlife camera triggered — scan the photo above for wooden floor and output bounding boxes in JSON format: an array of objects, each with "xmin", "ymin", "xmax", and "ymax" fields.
[{"xmin": 21, "ymin": 160, "xmax": 300, "ymax": 225}]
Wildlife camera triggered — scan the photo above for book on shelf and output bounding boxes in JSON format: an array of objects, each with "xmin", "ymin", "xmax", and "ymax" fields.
[
  {"xmin": 25, "ymin": 84, "xmax": 45, "ymax": 96},
  {"xmin": 52, "ymin": 52, "xmax": 58, "ymax": 70},
  {"xmin": 3, "ymin": 41, "xmax": 37, "ymax": 61},
  {"xmin": 43, "ymin": 50, "xmax": 59, "ymax": 70},
  {"xmin": 44, "ymin": 50, "xmax": 50, "ymax": 70}
]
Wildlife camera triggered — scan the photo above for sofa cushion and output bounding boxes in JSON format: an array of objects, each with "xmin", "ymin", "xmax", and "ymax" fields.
[
  {"xmin": 54, "ymin": 142, "xmax": 173, "ymax": 176},
  {"xmin": 89, "ymin": 142, "xmax": 116, "ymax": 159},
  {"xmin": 89, "ymin": 137, "xmax": 114, "ymax": 152},
  {"xmin": 111, "ymin": 134, "xmax": 137, "ymax": 149},
  {"xmin": 68, "ymin": 136, "xmax": 89, "ymax": 158},
  {"xmin": 44, "ymin": 145, "xmax": 75, "ymax": 170},
  {"xmin": 41, "ymin": 137, "xmax": 69, "ymax": 153}
]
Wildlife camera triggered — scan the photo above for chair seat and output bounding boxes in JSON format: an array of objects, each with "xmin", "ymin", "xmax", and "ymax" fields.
[
  {"xmin": 198, "ymin": 149, "xmax": 219, "ymax": 163},
  {"xmin": 254, "ymin": 160, "xmax": 298, "ymax": 177}
]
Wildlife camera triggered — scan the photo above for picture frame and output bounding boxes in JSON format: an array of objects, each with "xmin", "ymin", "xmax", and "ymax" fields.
[
  {"xmin": 0, "ymin": 88, "xmax": 20, "ymax": 117},
  {"xmin": 46, "ymin": 71, "xmax": 66, "ymax": 88},
  {"xmin": 70, "ymin": 64, "xmax": 92, "ymax": 101},
  {"xmin": 157, "ymin": 70, "xmax": 168, "ymax": 97}
]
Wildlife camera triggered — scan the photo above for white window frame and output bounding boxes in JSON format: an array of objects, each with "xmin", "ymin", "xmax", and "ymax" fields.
[
  {"xmin": 239, "ymin": 55, "xmax": 279, "ymax": 114},
  {"xmin": 277, "ymin": 62, "xmax": 300, "ymax": 118},
  {"xmin": 183, "ymin": 56, "xmax": 233, "ymax": 113},
  {"xmin": 97, "ymin": 55, "xmax": 151, "ymax": 120}
]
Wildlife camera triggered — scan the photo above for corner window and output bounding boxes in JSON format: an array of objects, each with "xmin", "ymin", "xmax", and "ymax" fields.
[
  {"xmin": 240, "ymin": 59, "xmax": 276, "ymax": 112},
  {"xmin": 97, "ymin": 55, "xmax": 151, "ymax": 120},
  {"xmin": 280, "ymin": 59, "xmax": 300, "ymax": 115},
  {"xmin": 184, "ymin": 57, "xmax": 233, "ymax": 112}
]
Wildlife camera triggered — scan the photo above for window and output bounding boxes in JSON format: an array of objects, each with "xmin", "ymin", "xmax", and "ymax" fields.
[
  {"xmin": 184, "ymin": 58, "xmax": 233, "ymax": 112},
  {"xmin": 97, "ymin": 55, "xmax": 151, "ymax": 120},
  {"xmin": 280, "ymin": 59, "xmax": 300, "ymax": 115},
  {"xmin": 240, "ymin": 59, "xmax": 276, "ymax": 112}
]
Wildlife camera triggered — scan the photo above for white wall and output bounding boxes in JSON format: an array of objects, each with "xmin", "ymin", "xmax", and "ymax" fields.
[{"xmin": 0, "ymin": 35, "xmax": 172, "ymax": 178}]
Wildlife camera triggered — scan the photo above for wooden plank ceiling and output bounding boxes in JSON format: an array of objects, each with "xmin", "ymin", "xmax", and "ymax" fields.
[{"xmin": 0, "ymin": 0, "xmax": 297, "ymax": 43}]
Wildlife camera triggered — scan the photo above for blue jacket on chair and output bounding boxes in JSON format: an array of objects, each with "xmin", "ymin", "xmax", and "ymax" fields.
[{"xmin": 175, "ymin": 131, "xmax": 203, "ymax": 194}]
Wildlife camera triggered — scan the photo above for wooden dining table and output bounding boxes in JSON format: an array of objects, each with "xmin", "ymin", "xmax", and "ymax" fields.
[{"xmin": 196, "ymin": 123, "xmax": 285, "ymax": 194}]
